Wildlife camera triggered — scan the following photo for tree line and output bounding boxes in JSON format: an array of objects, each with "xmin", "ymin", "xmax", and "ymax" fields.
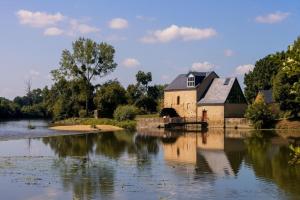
[
  {"xmin": 0, "ymin": 38, "xmax": 165, "ymax": 120},
  {"xmin": 244, "ymin": 36, "xmax": 300, "ymax": 128}
]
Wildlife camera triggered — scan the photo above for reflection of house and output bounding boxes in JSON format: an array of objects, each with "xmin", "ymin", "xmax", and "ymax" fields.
[
  {"xmin": 163, "ymin": 134, "xmax": 197, "ymax": 164},
  {"xmin": 162, "ymin": 129, "xmax": 246, "ymax": 177},
  {"xmin": 164, "ymin": 71, "xmax": 247, "ymax": 123}
]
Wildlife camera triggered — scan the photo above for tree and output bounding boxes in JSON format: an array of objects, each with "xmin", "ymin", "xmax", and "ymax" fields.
[
  {"xmin": 245, "ymin": 98, "xmax": 275, "ymax": 129},
  {"xmin": 94, "ymin": 80, "xmax": 127, "ymax": 117},
  {"xmin": 273, "ymin": 37, "xmax": 300, "ymax": 117},
  {"xmin": 136, "ymin": 70, "xmax": 152, "ymax": 92},
  {"xmin": 244, "ymin": 52, "xmax": 285, "ymax": 102},
  {"xmin": 126, "ymin": 84, "xmax": 142, "ymax": 105},
  {"xmin": 51, "ymin": 37, "xmax": 117, "ymax": 115}
]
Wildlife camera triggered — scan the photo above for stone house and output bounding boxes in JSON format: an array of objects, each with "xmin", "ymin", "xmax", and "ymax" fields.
[{"xmin": 163, "ymin": 71, "xmax": 247, "ymax": 123}]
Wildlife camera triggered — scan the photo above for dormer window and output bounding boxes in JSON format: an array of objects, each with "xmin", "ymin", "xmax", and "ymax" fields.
[{"xmin": 187, "ymin": 74, "xmax": 195, "ymax": 87}]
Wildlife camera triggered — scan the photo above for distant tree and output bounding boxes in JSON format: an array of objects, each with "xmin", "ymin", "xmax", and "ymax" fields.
[
  {"xmin": 126, "ymin": 84, "xmax": 142, "ymax": 105},
  {"xmin": 51, "ymin": 37, "xmax": 117, "ymax": 115},
  {"xmin": 136, "ymin": 71, "xmax": 152, "ymax": 92},
  {"xmin": 244, "ymin": 52, "xmax": 285, "ymax": 102},
  {"xmin": 94, "ymin": 80, "xmax": 127, "ymax": 117}
]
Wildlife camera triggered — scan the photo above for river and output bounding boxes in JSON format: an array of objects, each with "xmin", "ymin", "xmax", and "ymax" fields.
[{"xmin": 0, "ymin": 120, "xmax": 299, "ymax": 200}]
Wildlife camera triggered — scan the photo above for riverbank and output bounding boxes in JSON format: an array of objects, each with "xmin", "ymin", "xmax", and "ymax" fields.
[
  {"xmin": 50, "ymin": 124, "xmax": 123, "ymax": 132},
  {"xmin": 52, "ymin": 118, "xmax": 136, "ymax": 131}
]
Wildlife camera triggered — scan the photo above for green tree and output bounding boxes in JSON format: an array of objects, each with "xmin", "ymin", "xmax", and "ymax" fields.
[
  {"xmin": 244, "ymin": 52, "xmax": 285, "ymax": 102},
  {"xmin": 245, "ymin": 98, "xmax": 275, "ymax": 129},
  {"xmin": 136, "ymin": 70, "xmax": 152, "ymax": 92},
  {"xmin": 94, "ymin": 80, "xmax": 127, "ymax": 117},
  {"xmin": 273, "ymin": 37, "xmax": 300, "ymax": 117},
  {"xmin": 51, "ymin": 37, "xmax": 117, "ymax": 115}
]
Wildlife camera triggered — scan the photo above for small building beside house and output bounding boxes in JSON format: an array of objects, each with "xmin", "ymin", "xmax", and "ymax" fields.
[
  {"xmin": 163, "ymin": 71, "xmax": 247, "ymax": 124},
  {"xmin": 255, "ymin": 89, "xmax": 275, "ymax": 104}
]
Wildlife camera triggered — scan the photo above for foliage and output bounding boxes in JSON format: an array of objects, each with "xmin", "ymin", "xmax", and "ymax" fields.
[
  {"xmin": 113, "ymin": 105, "xmax": 139, "ymax": 121},
  {"xmin": 0, "ymin": 97, "xmax": 20, "ymax": 118},
  {"xmin": 245, "ymin": 98, "xmax": 275, "ymax": 129},
  {"xmin": 51, "ymin": 37, "xmax": 117, "ymax": 114},
  {"xmin": 136, "ymin": 70, "xmax": 152, "ymax": 89},
  {"xmin": 94, "ymin": 80, "xmax": 127, "ymax": 117},
  {"xmin": 289, "ymin": 145, "xmax": 300, "ymax": 165},
  {"xmin": 244, "ymin": 36, "xmax": 300, "ymax": 118},
  {"xmin": 244, "ymin": 52, "xmax": 285, "ymax": 102}
]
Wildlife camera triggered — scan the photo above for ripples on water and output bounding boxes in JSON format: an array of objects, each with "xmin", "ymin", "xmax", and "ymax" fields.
[{"xmin": 0, "ymin": 120, "xmax": 299, "ymax": 200}]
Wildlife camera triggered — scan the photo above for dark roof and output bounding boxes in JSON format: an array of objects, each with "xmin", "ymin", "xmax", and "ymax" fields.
[
  {"xmin": 258, "ymin": 90, "xmax": 274, "ymax": 104},
  {"xmin": 198, "ymin": 77, "xmax": 236, "ymax": 104},
  {"xmin": 165, "ymin": 71, "xmax": 213, "ymax": 91}
]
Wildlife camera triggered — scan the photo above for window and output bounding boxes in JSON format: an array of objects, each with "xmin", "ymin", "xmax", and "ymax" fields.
[
  {"xmin": 177, "ymin": 96, "xmax": 180, "ymax": 105},
  {"xmin": 187, "ymin": 74, "xmax": 195, "ymax": 87}
]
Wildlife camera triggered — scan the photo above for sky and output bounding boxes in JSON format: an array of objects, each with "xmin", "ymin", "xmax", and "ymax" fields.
[{"xmin": 0, "ymin": 0, "xmax": 299, "ymax": 99}]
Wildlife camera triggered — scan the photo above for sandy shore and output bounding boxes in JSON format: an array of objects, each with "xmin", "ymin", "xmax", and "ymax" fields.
[{"xmin": 49, "ymin": 124, "xmax": 123, "ymax": 132}]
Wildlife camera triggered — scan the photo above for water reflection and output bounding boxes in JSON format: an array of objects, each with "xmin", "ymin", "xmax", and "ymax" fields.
[{"xmin": 0, "ymin": 120, "xmax": 300, "ymax": 200}]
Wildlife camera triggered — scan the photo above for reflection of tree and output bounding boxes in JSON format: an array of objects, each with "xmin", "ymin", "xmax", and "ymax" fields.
[
  {"xmin": 43, "ymin": 134, "xmax": 95, "ymax": 157},
  {"xmin": 95, "ymin": 132, "xmax": 128, "ymax": 159},
  {"xmin": 244, "ymin": 130, "xmax": 300, "ymax": 198},
  {"xmin": 53, "ymin": 158, "xmax": 115, "ymax": 200}
]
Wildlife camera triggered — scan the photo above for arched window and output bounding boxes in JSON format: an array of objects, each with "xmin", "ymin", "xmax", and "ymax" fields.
[{"xmin": 177, "ymin": 96, "xmax": 180, "ymax": 105}]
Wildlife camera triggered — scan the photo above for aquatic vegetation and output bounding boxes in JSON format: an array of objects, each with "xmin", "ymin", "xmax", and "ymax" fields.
[{"xmin": 289, "ymin": 145, "xmax": 300, "ymax": 165}]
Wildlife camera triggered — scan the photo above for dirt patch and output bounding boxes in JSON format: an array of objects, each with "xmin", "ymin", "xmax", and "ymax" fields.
[{"xmin": 49, "ymin": 125, "xmax": 123, "ymax": 132}]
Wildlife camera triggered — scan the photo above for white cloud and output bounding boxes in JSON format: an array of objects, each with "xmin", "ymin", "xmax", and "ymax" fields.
[
  {"xmin": 141, "ymin": 25, "xmax": 217, "ymax": 43},
  {"xmin": 16, "ymin": 9, "xmax": 64, "ymax": 28},
  {"xmin": 122, "ymin": 58, "xmax": 140, "ymax": 68},
  {"xmin": 68, "ymin": 19, "xmax": 99, "ymax": 35},
  {"xmin": 16, "ymin": 9, "xmax": 100, "ymax": 37},
  {"xmin": 255, "ymin": 12, "xmax": 290, "ymax": 24},
  {"xmin": 44, "ymin": 27, "xmax": 64, "ymax": 36},
  {"xmin": 109, "ymin": 18, "xmax": 128, "ymax": 29},
  {"xmin": 235, "ymin": 64, "xmax": 254, "ymax": 75},
  {"xmin": 191, "ymin": 62, "xmax": 214, "ymax": 71},
  {"xmin": 224, "ymin": 49, "xmax": 234, "ymax": 57}
]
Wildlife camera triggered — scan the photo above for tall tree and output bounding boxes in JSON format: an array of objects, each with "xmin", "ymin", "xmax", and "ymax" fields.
[
  {"xmin": 51, "ymin": 37, "xmax": 117, "ymax": 115},
  {"xmin": 244, "ymin": 52, "xmax": 285, "ymax": 102},
  {"xmin": 273, "ymin": 37, "xmax": 300, "ymax": 117}
]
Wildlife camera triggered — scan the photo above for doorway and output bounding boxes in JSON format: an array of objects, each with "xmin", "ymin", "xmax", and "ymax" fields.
[{"xmin": 202, "ymin": 110, "xmax": 207, "ymax": 121}]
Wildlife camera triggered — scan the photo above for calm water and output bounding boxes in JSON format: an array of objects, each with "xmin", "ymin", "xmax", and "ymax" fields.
[{"xmin": 0, "ymin": 120, "xmax": 299, "ymax": 200}]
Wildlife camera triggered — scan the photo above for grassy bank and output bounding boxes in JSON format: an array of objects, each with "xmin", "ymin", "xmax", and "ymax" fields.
[{"xmin": 53, "ymin": 118, "xmax": 136, "ymax": 131}]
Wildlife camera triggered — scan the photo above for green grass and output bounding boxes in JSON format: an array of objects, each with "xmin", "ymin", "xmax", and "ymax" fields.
[{"xmin": 53, "ymin": 118, "xmax": 136, "ymax": 131}]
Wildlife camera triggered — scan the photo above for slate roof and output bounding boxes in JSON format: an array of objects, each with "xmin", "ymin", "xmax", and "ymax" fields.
[
  {"xmin": 258, "ymin": 90, "xmax": 274, "ymax": 104},
  {"xmin": 165, "ymin": 71, "xmax": 212, "ymax": 91},
  {"xmin": 198, "ymin": 77, "xmax": 236, "ymax": 104}
]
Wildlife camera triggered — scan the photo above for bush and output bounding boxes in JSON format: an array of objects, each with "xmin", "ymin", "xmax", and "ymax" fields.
[
  {"xmin": 78, "ymin": 109, "xmax": 87, "ymax": 118},
  {"xmin": 245, "ymin": 100, "xmax": 275, "ymax": 129},
  {"xmin": 114, "ymin": 105, "xmax": 139, "ymax": 121}
]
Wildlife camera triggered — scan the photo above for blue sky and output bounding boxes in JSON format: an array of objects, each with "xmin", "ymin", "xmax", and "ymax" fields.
[{"xmin": 0, "ymin": 0, "xmax": 299, "ymax": 99}]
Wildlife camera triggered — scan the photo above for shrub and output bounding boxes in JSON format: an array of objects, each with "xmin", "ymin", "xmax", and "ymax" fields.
[
  {"xmin": 114, "ymin": 105, "xmax": 139, "ymax": 121},
  {"xmin": 245, "ymin": 99, "xmax": 275, "ymax": 129},
  {"xmin": 79, "ymin": 109, "xmax": 87, "ymax": 118}
]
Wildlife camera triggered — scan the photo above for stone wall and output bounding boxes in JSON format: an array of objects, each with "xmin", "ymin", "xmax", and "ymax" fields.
[
  {"xmin": 197, "ymin": 105, "xmax": 224, "ymax": 122},
  {"xmin": 164, "ymin": 90, "xmax": 197, "ymax": 118},
  {"xmin": 136, "ymin": 117, "xmax": 165, "ymax": 129},
  {"xmin": 224, "ymin": 118, "xmax": 252, "ymax": 129}
]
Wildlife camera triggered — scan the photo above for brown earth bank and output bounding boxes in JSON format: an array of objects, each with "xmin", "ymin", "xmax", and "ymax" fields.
[{"xmin": 49, "ymin": 124, "xmax": 123, "ymax": 132}]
